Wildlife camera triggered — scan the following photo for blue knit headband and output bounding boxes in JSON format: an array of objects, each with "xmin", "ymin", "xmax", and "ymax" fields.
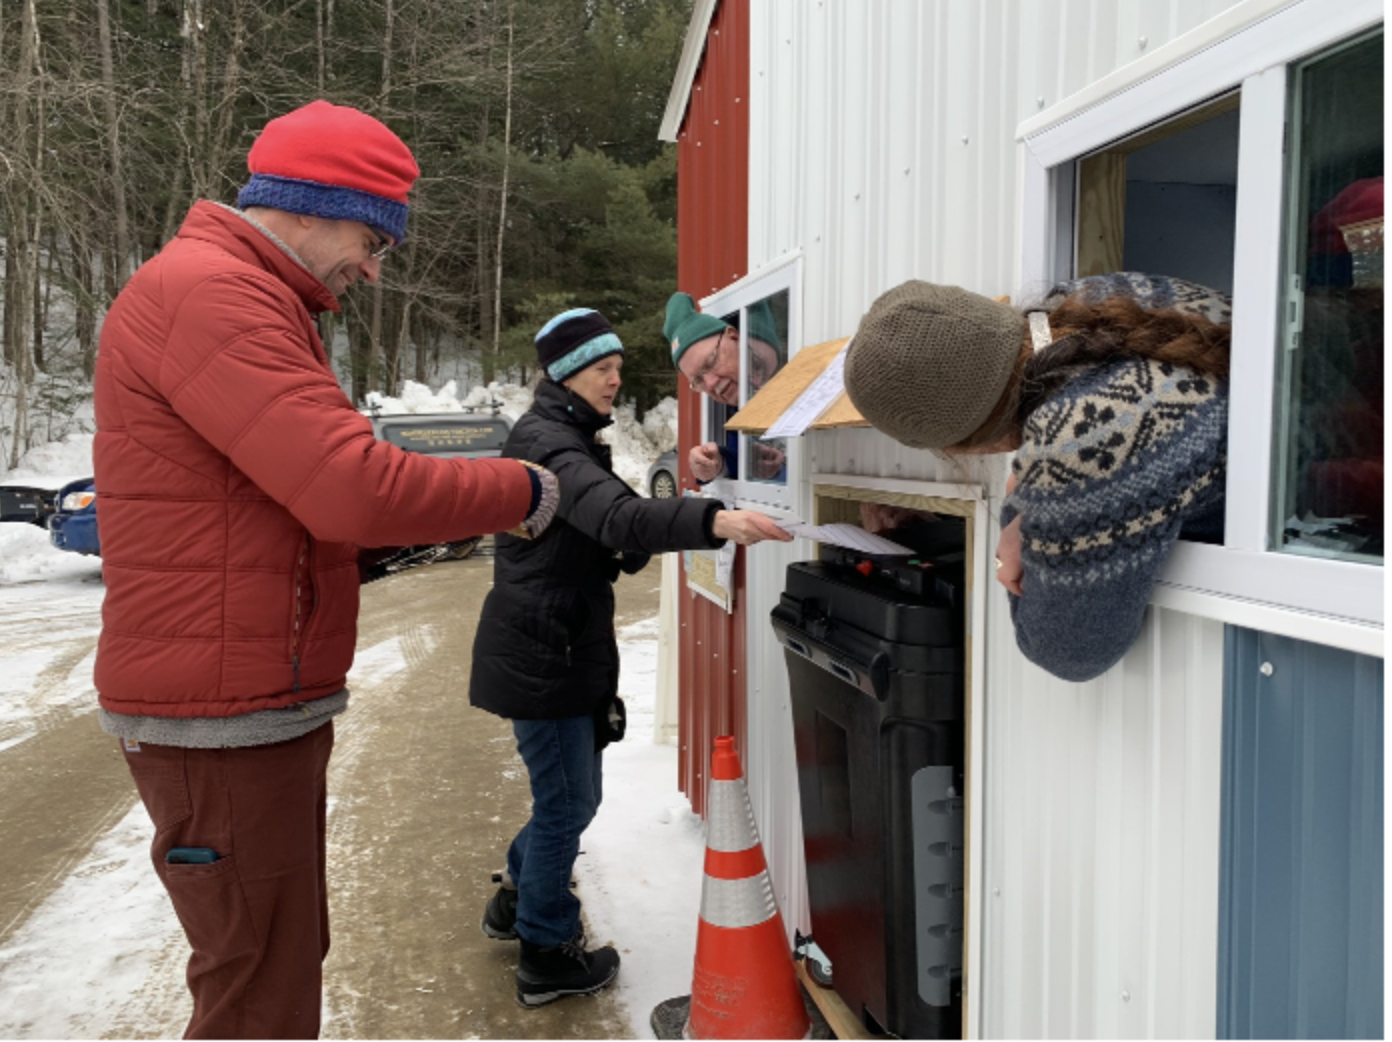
[
  {"xmin": 237, "ymin": 173, "xmax": 409, "ymax": 244},
  {"xmin": 546, "ymin": 333, "xmax": 624, "ymax": 382}
]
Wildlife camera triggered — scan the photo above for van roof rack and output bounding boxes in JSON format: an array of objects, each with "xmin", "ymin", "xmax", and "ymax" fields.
[{"xmin": 460, "ymin": 400, "xmax": 504, "ymax": 415}]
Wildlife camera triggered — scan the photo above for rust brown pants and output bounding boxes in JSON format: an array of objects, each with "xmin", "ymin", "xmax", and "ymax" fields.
[{"xmin": 122, "ymin": 724, "xmax": 334, "ymax": 1039}]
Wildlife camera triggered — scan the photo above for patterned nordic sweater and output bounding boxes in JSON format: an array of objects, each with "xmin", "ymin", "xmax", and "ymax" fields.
[{"xmin": 1001, "ymin": 274, "xmax": 1229, "ymax": 682}]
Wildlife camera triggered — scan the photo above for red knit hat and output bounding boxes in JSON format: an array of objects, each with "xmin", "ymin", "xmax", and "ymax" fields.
[
  {"xmin": 1308, "ymin": 176, "xmax": 1383, "ymax": 255},
  {"xmin": 236, "ymin": 100, "xmax": 420, "ymax": 243}
]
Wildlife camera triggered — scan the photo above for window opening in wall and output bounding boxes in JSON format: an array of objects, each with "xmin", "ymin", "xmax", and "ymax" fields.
[
  {"xmin": 704, "ymin": 362, "xmax": 730, "ymax": 481},
  {"xmin": 742, "ymin": 290, "xmax": 790, "ymax": 487},
  {"xmin": 1075, "ymin": 93, "xmax": 1240, "ymax": 293},
  {"xmin": 1272, "ymin": 29, "xmax": 1383, "ymax": 564},
  {"xmin": 703, "ymin": 291, "xmax": 792, "ymax": 488}
]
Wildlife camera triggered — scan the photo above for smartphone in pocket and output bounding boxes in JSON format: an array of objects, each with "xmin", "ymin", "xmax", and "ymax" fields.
[{"xmin": 165, "ymin": 847, "xmax": 220, "ymax": 864}]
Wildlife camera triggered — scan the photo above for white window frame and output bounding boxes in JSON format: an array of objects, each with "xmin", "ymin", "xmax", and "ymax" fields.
[
  {"xmin": 697, "ymin": 250, "xmax": 804, "ymax": 512},
  {"xmin": 1016, "ymin": 0, "xmax": 1384, "ymax": 653}
]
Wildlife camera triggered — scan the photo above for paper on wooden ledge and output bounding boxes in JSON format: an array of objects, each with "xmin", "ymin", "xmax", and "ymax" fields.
[
  {"xmin": 726, "ymin": 337, "xmax": 869, "ymax": 435},
  {"xmin": 764, "ymin": 339, "xmax": 851, "ymax": 438}
]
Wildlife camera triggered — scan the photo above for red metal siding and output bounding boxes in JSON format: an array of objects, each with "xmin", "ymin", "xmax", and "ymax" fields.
[{"xmin": 675, "ymin": 0, "xmax": 749, "ymax": 818}]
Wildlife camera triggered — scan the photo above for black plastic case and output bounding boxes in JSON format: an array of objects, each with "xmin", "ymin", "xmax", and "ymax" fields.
[{"xmin": 773, "ymin": 552, "xmax": 965, "ymax": 1039}]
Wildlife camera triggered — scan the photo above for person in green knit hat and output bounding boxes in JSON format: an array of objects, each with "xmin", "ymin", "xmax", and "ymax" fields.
[{"xmin": 664, "ymin": 292, "xmax": 785, "ymax": 481}]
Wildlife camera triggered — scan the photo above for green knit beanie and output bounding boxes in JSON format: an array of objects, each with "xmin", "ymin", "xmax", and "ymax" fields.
[
  {"xmin": 664, "ymin": 292, "xmax": 730, "ymax": 368},
  {"xmin": 844, "ymin": 281, "xmax": 1026, "ymax": 449},
  {"xmin": 745, "ymin": 299, "xmax": 782, "ymax": 354}
]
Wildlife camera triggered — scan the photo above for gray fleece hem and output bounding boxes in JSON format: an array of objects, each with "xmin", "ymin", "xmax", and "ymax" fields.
[{"xmin": 99, "ymin": 689, "xmax": 349, "ymax": 749}]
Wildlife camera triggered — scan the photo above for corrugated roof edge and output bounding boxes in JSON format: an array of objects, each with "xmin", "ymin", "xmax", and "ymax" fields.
[{"xmin": 659, "ymin": 0, "xmax": 720, "ymax": 143}]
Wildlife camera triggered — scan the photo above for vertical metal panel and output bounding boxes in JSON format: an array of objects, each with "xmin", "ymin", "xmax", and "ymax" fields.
[
  {"xmin": 675, "ymin": 0, "xmax": 749, "ymax": 818},
  {"xmin": 981, "ymin": 602, "xmax": 1227, "ymax": 1039},
  {"xmin": 741, "ymin": 533, "xmax": 813, "ymax": 939},
  {"xmin": 749, "ymin": 0, "xmax": 1238, "ymax": 348},
  {"xmin": 1218, "ymin": 628, "xmax": 1385, "ymax": 1039}
]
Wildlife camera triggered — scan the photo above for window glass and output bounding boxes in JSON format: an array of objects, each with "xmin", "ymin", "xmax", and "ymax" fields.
[
  {"xmin": 705, "ymin": 312, "xmax": 735, "ymax": 481},
  {"xmin": 741, "ymin": 290, "xmax": 789, "ymax": 486},
  {"xmin": 1273, "ymin": 30, "xmax": 1383, "ymax": 563},
  {"xmin": 1073, "ymin": 95, "xmax": 1239, "ymax": 292}
]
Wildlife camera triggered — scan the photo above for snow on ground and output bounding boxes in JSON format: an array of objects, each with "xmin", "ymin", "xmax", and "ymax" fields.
[
  {"xmin": 0, "ymin": 429, "xmax": 100, "ymax": 583},
  {"xmin": 0, "ymin": 433, "xmax": 104, "ymax": 753},
  {"xmin": 0, "ymin": 521, "xmax": 102, "ymax": 587},
  {"xmin": 0, "ymin": 424, "xmax": 184, "ymax": 1036},
  {"xmin": 0, "ymin": 803, "xmax": 188, "ymax": 1040},
  {"xmin": 577, "ymin": 615, "xmax": 706, "ymax": 1036}
]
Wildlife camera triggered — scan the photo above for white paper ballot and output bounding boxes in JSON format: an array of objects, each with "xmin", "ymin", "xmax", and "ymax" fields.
[
  {"xmin": 714, "ymin": 540, "xmax": 736, "ymax": 590},
  {"xmin": 775, "ymin": 519, "xmax": 914, "ymax": 556},
  {"xmin": 763, "ymin": 340, "xmax": 851, "ymax": 438}
]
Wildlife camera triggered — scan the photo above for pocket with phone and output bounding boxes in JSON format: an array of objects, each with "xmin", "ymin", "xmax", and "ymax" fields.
[{"xmin": 165, "ymin": 847, "xmax": 221, "ymax": 865}]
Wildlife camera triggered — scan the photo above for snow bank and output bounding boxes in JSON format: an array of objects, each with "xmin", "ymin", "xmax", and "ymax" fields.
[
  {"xmin": 0, "ymin": 431, "xmax": 100, "ymax": 586},
  {"xmin": 0, "ymin": 522, "xmax": 100, "ymax": 586},
  {"xmin": 363, "ymin": 379, "xmax": 535, "ymax": 424},
  {"xmin": 603, "ymin": 400, "xmax": 677, "ymax": 493},
  {"xmin": 0, "ymin": 429, "xmax": 94, "ymax": 487}
]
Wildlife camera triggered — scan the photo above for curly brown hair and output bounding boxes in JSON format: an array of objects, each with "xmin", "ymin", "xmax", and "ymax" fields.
[{"xmin": 951, "ymin": 294, "xmax": 1232, "ymax": 451}]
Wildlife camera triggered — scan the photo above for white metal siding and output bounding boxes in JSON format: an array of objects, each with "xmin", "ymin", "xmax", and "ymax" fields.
[
  {"xmin": 741, "ymin": 534, "xmax": 814, "ymax": 938},
  {"xmin": 745, "ymin": 1, "xmax": 1244, "ymax": 1036},
  {"xmin": 982, "ymin": 599, "xmax": 1225, "ymax": 1039},
  {"xmin": 749, "ymin": 0, "xmax": 1241, "ymax": 340}
]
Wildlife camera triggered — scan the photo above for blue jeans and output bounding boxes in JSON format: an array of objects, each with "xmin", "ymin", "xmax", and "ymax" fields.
[{"xmin": 507, "ymin": 714, "xmax": 603, "ymax": 947}]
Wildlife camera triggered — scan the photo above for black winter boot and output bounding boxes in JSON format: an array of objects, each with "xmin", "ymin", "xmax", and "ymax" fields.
[
  {"xmin": 482, "ymin": 870, "xmax": 580, "ymax": 941},
  {"xmin": 515, "ymin": 934, "xmax": 620, "ymax": 1008},
  {"xmin": 481, "ymin": 873, "xmax": 518, "ymax": 940}
]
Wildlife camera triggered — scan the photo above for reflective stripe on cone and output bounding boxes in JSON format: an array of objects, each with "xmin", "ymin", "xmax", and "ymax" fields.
[{"xmin": 685, "ymin": 736, "xmax": 811, "ymax": 1040}]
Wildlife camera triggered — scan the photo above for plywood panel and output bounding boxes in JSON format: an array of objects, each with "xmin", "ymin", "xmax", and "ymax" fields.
[
  {"xmin": 726, "ymin": 337, "xmax": 848, "ymax": 434},
  {"xmin": 1076, "ymin": 152, "xmax": 1127, "ymax": 276}
]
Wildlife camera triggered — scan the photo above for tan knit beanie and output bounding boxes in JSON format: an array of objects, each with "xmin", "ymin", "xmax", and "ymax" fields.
[{"xmin": 844, "ymin": 281, "xmax": 1026, "ymax": 449}]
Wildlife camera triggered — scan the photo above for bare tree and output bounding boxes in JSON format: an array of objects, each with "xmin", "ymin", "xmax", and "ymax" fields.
[
  {"xmin": 4, "ymin": 0, "xmax": 46, "ymax": 467},
  {"xmin": 96, "ymin": 0, "xmax": 130, "ymax": 288},
  {"xmin": 490, "ymin": 0, "xmax": 514, "ymax": 361}
]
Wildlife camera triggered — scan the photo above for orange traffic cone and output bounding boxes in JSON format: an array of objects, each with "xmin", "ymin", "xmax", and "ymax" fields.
[{"xmin": 686, "ymin": 736, "xmax": 811, "ymax": 1039}]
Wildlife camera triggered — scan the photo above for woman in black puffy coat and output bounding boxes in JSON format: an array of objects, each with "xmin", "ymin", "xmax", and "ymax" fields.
[{"xmin": 468, "ymin": 307, "xmax": 789, "ymax": 1008}]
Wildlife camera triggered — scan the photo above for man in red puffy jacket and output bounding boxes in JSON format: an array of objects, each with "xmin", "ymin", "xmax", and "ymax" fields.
[{"xmin": 92, "ymin": 101, "xmax": 559, "ymax": 1039}]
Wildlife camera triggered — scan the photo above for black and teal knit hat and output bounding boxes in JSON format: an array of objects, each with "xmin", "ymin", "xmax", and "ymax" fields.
[
  {"xmin": 536, "ymin": 308, "xmax": 624, "ymax": 382},
  {"xmin": 664, "ymin": 292, "xmax": 730, "ymax": 368}
]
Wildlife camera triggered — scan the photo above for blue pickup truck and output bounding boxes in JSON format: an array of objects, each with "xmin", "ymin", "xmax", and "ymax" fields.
[
  {"xmin": 1, "ymin": 406, "xmax": 512, "ymax": 563},
  {"xmin": 0, "ymin": 477, "xmax": 99, "ymax": 554}
]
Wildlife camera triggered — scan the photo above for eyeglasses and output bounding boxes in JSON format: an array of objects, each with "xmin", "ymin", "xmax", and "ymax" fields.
[
  {"xmin": 366, "ymin": 228, "xmax": 395, "ymax": 260},
  {"xmin": 685, "ymin": 328, "xmax": 733, "ymax": 392}
]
